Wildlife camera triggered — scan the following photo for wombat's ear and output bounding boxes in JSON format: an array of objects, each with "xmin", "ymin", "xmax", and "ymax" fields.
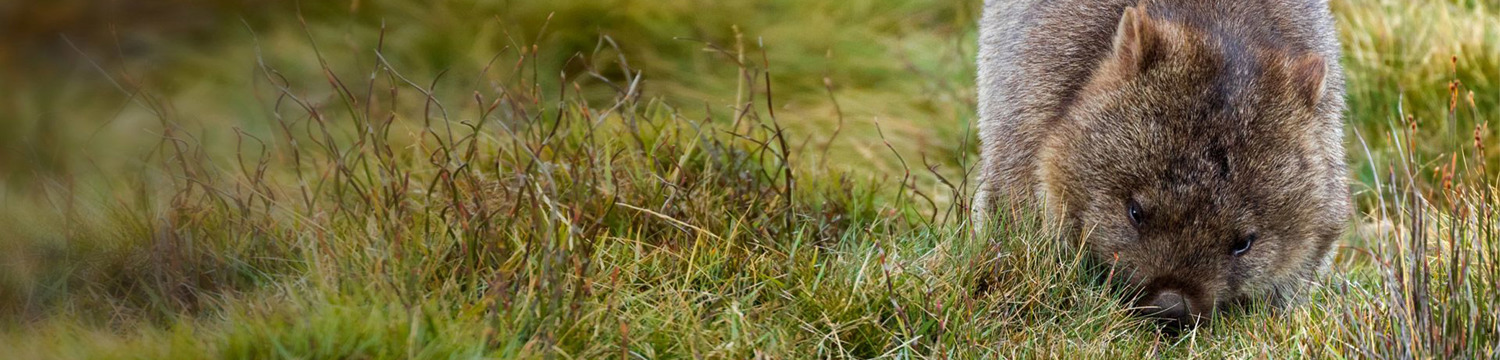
[
  {"xmin": 1110, "ymin": 5, "xmax": 1160, "ymax": 75},
  {"xmin": 1289, "ymin": 55, "xmax": 1328, "ymax": 106}
]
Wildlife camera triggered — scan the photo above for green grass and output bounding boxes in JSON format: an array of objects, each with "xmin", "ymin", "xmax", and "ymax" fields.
[{"xmin": 0, "ymin": 0, "xmax": 1497, "ymax": 358}]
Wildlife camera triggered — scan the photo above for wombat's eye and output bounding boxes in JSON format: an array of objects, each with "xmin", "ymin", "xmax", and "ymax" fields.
[
  {"xmin": 1231, "ymin": 234, "xmax": 1257, "ymax": 257},
  {"xmin": 1126, "ymin": 199, "xmax": 1144, "ymax": 227}
]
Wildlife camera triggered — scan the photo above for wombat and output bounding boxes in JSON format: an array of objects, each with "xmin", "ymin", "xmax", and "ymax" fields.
[{"xmin": 974, "ymin": 0, "xmax": 1350, "ymax": 326}]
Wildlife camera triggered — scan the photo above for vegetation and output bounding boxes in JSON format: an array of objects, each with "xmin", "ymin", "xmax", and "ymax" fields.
[{"xmin": 0, "ymin": 0, "xmax": 1496, "ymax": 358}]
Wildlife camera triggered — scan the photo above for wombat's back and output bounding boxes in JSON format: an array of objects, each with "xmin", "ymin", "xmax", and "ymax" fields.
[{"xmin": 975, "ymin": 0, "xmax": 1133, "ymax": 213}]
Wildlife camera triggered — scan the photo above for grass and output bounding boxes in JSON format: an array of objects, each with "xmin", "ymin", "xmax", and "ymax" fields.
[{"xmin": 0, "ymin": 0, "xmax": 1497, "ymax": 358}]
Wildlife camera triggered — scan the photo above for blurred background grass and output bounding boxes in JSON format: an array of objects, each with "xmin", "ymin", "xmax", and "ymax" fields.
[
  {"xmin": 1, "ymin": 0, "xmax": 978, "ymax": 195},
  {"xmin": 2, "ymin": 0, "xmax": 1496, "ymax": 201}
]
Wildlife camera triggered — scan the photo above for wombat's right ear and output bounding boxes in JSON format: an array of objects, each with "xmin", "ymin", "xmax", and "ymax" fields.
[
  {"xmin": 1110, "ymin": 5, "xmax": 1160, "ymax": 75},
  {"xmin": 1289, "ymin": 55, "xmax": 1328, "ymax": 107}
]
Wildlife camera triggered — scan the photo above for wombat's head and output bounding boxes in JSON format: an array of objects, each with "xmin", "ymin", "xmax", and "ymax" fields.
[{"xmin": 1035, "ymin": 5, "xmax": 1349, "ymax": 326}]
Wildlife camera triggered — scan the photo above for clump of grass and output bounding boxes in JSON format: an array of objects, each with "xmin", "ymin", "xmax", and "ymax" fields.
[
  {"xmin": 1330, "ymin": 59, "xmax": 1500, "ymax": 358},
  {"xmin": 2, "ymin": 20, "xmax": 993, "ymax": 357}
]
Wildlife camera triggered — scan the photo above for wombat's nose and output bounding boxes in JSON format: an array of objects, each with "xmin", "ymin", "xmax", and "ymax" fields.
[{"xmin": 1144, "ymin": 290, "xmax": 1192, "ymax": 327}]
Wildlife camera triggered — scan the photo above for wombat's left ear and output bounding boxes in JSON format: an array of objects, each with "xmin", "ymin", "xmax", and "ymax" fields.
[
  {"xmin": 1110, "ymin": 5, "xmax": 1160, "ymax": 76},
  {"xmin": 1290, "ymin": 55, "xmax": 1328, "ymax": 106}
]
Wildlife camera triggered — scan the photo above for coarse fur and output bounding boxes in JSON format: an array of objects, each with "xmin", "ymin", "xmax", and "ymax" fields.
[{"xmin": 974, "ymin": 0, "xmax": 1350, "ymax": 322}]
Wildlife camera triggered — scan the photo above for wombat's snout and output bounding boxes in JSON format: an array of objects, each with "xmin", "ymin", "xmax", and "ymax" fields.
[{"xmin": 1141, "ymin": 290, "xmax": 1193, "ymax": 329}]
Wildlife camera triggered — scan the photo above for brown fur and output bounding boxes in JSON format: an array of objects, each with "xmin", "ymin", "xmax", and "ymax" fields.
[{"xmin": 975, "ymin": 0, "xmax": 1350, "ymax": 321}]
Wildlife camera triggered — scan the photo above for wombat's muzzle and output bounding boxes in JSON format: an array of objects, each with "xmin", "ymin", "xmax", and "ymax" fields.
[{"xmin": 1140, "ymin": 290, "xmax": 1195, "ymax": 331}]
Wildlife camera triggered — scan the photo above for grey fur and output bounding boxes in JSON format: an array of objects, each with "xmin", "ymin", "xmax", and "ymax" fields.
[{"xmin": 974, "ymin": 0, "xmax": 1350, "ymax": 319}]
